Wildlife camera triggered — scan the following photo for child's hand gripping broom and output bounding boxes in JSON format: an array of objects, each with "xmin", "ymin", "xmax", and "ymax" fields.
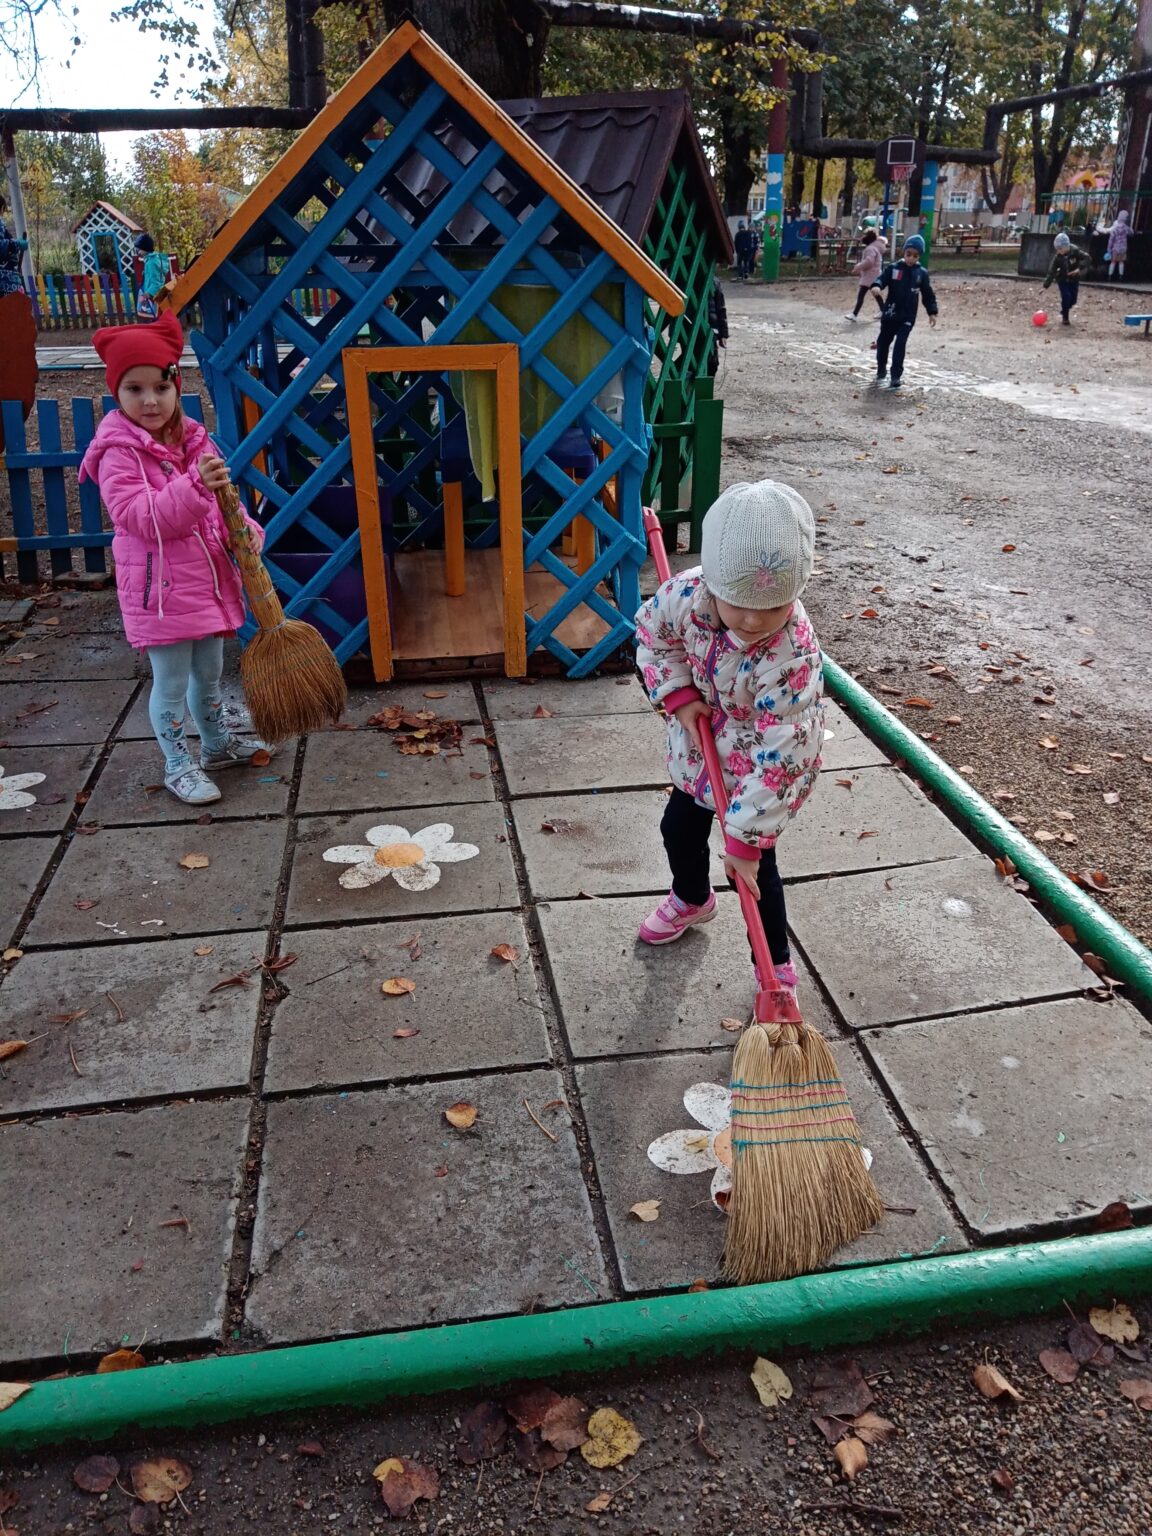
[
  {"xmin": 215, "ymin": 484, "xmax": 348, "ymax": 742},
  {"xmin": 642, "ymin": 509, "xmax": 883, "ymax": 1285}
]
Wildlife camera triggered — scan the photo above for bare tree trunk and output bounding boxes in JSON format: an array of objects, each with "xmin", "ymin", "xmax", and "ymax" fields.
[
  {"xmin": 380, "ymin": 0, "xmax": 550, "ymax": 96},
  {"xmin": 717, "ymin": 106, "xmax": 757, "ymax": 217}
]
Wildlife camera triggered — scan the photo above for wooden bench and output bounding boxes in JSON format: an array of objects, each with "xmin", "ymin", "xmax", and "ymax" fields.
[
  {"xmin": 948, "ymin": 232, "xmax": 982, "ymax": 255},
  {"xmin": 1124, "ymin": 314, "xmax": 1152, "ymax": 336}
]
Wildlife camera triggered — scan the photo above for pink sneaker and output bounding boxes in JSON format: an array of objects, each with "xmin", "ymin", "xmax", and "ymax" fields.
[
  {"xmin": 638, "ymin": 890, "xmax": 718, "ymax": 945},
  {"xmin": 755, "ymin": 961, "xmax": 798, "ymax": 996}
]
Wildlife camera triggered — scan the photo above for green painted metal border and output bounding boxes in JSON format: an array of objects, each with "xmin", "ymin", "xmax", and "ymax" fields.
[
  {"xmin": 3, "ymin": 1230, "xmax": 1151, "ymax": 1451},
  {"xmin": 4, "ymin": 665, "xmax": 1152, "ymax": 1453},
  {"xmin": 822, "ymin": 657, "xmax": 1152, "ymax": 1002}
]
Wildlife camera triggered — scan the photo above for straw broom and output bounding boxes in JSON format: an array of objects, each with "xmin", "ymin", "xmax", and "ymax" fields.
[
  {"xmin": 641, "ymin": 509, "xmax": 883, "ymax": 1285},
  {"xmin": 215, "ymin": 484, "xmax": 347, "ymax": 741}
]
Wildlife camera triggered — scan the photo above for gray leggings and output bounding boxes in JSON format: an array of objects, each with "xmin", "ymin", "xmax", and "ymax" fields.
[{"xmin": 146, "ymin": 636, "xmax": 229, "ymax": 773}]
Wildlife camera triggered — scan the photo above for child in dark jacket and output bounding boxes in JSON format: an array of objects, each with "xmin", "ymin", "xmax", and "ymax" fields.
[
  {"xmin": 870, "ymin": 233, "xmax": 938, "ymax": 389},
  {"xmin": 1043, "ymin": 232, "xmax": 1090, "ymax": 323}
]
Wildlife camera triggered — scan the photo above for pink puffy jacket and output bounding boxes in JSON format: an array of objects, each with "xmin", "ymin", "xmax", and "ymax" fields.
[{"xmin": 79, "ymin": 410, "xmax": 263, "ymax": 649}]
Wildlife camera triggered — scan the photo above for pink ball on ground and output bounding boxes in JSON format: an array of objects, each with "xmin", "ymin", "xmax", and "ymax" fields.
[{"xmin": 1032, "ymin": 310, "xmax": 1048, "ymax": 327}]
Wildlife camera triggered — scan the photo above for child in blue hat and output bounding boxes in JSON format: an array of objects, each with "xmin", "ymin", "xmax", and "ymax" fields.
[{"xmin": 870, "ymin": 234, "xmax": 938, "ymax": 390}]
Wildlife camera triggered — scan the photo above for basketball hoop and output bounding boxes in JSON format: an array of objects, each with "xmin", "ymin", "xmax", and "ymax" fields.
[{"xmin": 889, "ymin": 164, "xmax": 912, "ymax": 185}]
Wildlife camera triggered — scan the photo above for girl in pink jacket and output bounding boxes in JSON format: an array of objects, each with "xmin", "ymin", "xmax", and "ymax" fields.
[
  {"xmin": 846, "ymin": 230, "xmax": 885, "ymax": 321},
  {"xmin": 79, "ymin": 312, "xmax": 269, "ymax": 805},
  {"xmin": 634, "ymin": 481, "xmax": 823, "ymax": 1004}
]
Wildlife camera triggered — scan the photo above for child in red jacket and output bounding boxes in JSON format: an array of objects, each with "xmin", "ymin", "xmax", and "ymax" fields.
[{"xmin": 79, "ymin": 313, "xmax": 269, "ymax": 805}]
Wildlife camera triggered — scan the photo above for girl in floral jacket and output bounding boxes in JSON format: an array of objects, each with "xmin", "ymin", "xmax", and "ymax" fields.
[{"xmin": 635, "ymin": 481, "xmax": 823, "ymax": 999}]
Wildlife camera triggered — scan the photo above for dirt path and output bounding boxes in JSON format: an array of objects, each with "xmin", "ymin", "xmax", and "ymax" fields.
[{"xmin": 719, "ymin": 273, "xmax": 1152, "ymax": 945}]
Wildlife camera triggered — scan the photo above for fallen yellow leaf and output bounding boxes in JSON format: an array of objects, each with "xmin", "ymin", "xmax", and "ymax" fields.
[
  {"xmin": 973, "ymin": 1362, "xmax": 1022, "ymax": 1401},
  {"xmin": 2, "ymin": 947, "xmax": 22, "ymax": 962},
  {"xmin": 130, "ymin": 1456, "xmax": 192, "ymax": 1504},
  {"xmin": 381, "ymin": 977, "xmax": 416, "ymax": 996},
  {"xmin": 97, "ymin": 1348, "xmax": 146, "ymax": 1373},
  {"xmin": 444, "ymin": 1101, "xmax": 478, "ymax": 1130},
  {"xmin": 835, "ymin": 1436, "xmax": 868, "ymax": 1480},
  {"xmin": 628, "ymin": 1199, "xmax": 661, "ymax": 1222},
  {"xmin": 0, "ymin": 1040, "xmax": 29, "ymax": 1061},
  {"xmin": 372, "ymin": 1458, "xmax": 405, "ymax": 1482},
  {"xmin": 0, "ymin": 1382, "xmax": 31, "ymax": 1413},
  {"xmin": 579, "ymin": 1407, "xmax": 643, "ymax": 1468},
  {"xmin": 178, "ymin": 853, "xmax": 210, "ymax": 870},
  {"xmin": 750, "ymin": 1357, "xmax": 793, "ymax": 1408},
  {"xmin": 1089, "ymin": 1303, "xmax": 1140, "ymax": 1345}
]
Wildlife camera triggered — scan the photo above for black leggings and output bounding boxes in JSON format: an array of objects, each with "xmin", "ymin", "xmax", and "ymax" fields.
[
  {"xmin": 661, "ymin": 787, "xmax": 790, "ymax": 967},
  {"xmin": 852, "ymin": 284, "xmax": 880, "ymax": 316}
]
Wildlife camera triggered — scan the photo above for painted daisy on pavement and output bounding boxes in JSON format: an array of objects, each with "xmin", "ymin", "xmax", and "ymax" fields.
[
  {"xmin": 648, "ymin": 1081, "xmax": 872, "ymax": 1212},
  {"xmin": 0, "ymin": 764, "xmax": 46, "ymax": 812},
  {"xmin": 322, "ymin": 821, "xmax": 479, "ymax": 892}
]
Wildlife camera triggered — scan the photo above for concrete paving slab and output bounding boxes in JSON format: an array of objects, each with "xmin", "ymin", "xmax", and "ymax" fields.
[
  {"xmin": 786, "ymin": 766, "xmax": 971, "ymax": 878},
  {"xmin": 329, "ymin": 682, "xmax": 482, "ymax": 729},
  {"xmin": 0, "ymin": 836, "xmax": 58, "ymax": 948},
  {"xmin": 0, "ymin": 745, "xmax": 99, "ymax": 835},
  {"xmin": 789, "ymin": 857, "xmax": 1096, "ymax": 1028},
  {"xmin": 0, "ymin": 679, "xmax": 138, "ymax": 746},
  {"xmin": 31, "ymin": 591, "xmax": 125, "ymax": 634},
  {"xmin": 0, "ymin": 936, "xmax": 262, "ymax": 1114},
  {"xmin": 820, "ymin": 701, "xmax": 890, "ymax": 771},
  {"xmin": 539, "ymin": 892, "xmax": 836, "ymax": 1058},
  {"xmin": 483, "ymin": 675, "xmax": 650, "ymax": 720},
  {"xmin": 864, "ymin": 996, "xmax": 1152, "ymax": 1235},
  {"xmin": 80, "ymin": 741, "xmax": 292, "ymax": 827},
  {"xmin": 0, "ymin": 1100, "xmax": 248, "ymax": 1365},
  {"xmin": 0, "ymin": 633, "xmax": 142, "ymax": 682},
  {"xmin": 24, "ymin": 820, "xmax": 285, "ymax": 946},
  {"xmin": 496, "ymin": 713, "xmax": 669, "ymax": 796},
  {"xmin": 0, "ymin": 599, "xmax": 35, "ymax": 625},
  {"xmin": 284, "ymin": 802, "xmax": 519, "ymax": 927},
  {"xmin": 513, "ymin": 790, "xmax": 724, "ymax": 900},
  {"xmin": 297, "ymin": 730, "xmax": 493, "ymax": 816},
  {"xmin": 264, "ymin": 914, "xmax": 551, "ymax": 1094},
  {"xmin": 577, "ymin": 1044, "xmax": 966, "ymax": 1293},
  {"xmin": 247, "ymin": 1068, "xmax": 607, "ymax": 1340}
]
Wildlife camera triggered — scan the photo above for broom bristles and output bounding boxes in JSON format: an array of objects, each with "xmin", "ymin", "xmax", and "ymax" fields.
[
  {"xmin": 723, "ymin": 1021, "xmax": 884, "ymax": 1286},
  {"xmin": 240, "ymin": 618, "xmax": 348, "ymax": 742}
]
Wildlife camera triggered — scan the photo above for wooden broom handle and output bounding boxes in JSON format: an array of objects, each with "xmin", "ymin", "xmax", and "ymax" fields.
[
  {"xmin": 214, "ymin": 483, "xmax": 286, "ymax": 631},
  {"xmin": 642, "ymin": 509, "xmax": 778, "ymax": 987}
]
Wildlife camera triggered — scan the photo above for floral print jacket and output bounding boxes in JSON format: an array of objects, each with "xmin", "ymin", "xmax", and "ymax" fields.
[{"xmin": 635, "ymin": 568, "xmax": 824, "ymax": 860}]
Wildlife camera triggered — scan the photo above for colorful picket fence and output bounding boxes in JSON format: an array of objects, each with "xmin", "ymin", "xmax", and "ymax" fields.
[
  {"xmin": 0, "ymin": 395, "xmax": 205, "ymax": 582},
  {"xmin": 21, "ymin": 273, "xmax": 339, "ymax": 331}
]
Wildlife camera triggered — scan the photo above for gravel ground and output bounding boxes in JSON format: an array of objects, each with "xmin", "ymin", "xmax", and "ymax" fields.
[
  {"xmin": 719, "ymin": 272, "xmax": 1152, "ymax": 944},
  {"xmin": 4, "ymin": 1306, "xmax": 1152, "ymax": 1535}
]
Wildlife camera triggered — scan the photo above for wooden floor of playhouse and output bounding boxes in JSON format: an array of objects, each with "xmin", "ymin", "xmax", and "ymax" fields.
[{"xmin": 390, "ymin": 549, "xmax": 611, "ymax": 666}]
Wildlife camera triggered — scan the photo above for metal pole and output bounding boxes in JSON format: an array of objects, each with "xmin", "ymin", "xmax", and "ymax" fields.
[
  {"xmin": 761, "ymin": 56, "xmax": 788, "ymax": 282},
  {"xmin": 1, "ymin": 127, "xmax": 33, "ymax": 283}
]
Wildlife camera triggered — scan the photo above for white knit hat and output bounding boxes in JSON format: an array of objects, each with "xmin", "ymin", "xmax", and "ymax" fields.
[{"xmin": 700, "ymin": 480, "xmax": 815, "ymax": 608}]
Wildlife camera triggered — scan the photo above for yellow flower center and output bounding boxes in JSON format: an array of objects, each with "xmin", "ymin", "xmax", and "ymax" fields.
[
  {"xmin": 713, "ymin": 1126, "xmax": 733, "ymax": 1170},
  {"xmin": 373, "ymin": 841, "xmax": 427, "ymax": 868}
]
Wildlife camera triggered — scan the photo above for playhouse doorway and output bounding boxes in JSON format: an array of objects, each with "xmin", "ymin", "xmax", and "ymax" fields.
[{"xmin": 344, "ymin": 343, "xmax": 611, "ymax": 682}]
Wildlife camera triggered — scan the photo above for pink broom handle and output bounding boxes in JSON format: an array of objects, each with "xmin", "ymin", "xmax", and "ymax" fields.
[{"xmin": 642, "ymin": 510, "xmax": 779, "ymax": 989}]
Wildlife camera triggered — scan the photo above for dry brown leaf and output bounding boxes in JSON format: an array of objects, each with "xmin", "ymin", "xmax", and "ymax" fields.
[
  {"xmin": 97, "ymin": 1348, "xmax": 145, "ymax": 1373},
  {"xmin": 585, "ymin": 1491, "xmax": 615, "ymax": 1513},
  {"xmin": 629, "ymin": 1199, "xmax": 661, "ymax": 1222},
  {"xmin": 504, "ymin": 1384, "xmax": 563, "ymax": 1434},
  {"xmin": 454, "ymin": 1400, "xmax": 508, "ymax": 1464},
  {"xmin": 687, "ymin": 1278, "xmax": 710, "ymax": 1293},
  {"xmin": 719, "ymin": 1017, "xmax": 743, "ymax": 1032},
  {"xmin": 1093, "ymin": 1201, "xmax": 1134, "ymax": 1232},
  {"xmin": 0, "ymin": 1040, "xmax": 29, "ymax": 1061},
  {"xmin": 904, "ymin": 696, "xmax": 933, "ymax": 709},
  {"xmin": 1090, "ymin": 1303, "xmax": 1140, "ymax": 1344},
  {"xmin": 0, "ymin": 1382, "xmax": 31, "ymax": 1412},
  {"xmin": 852, "ymin": 1410, "xmax": 897, "ymax": 1446},
  {"xmin": 750, "ymin": 1357, "xmax": 793, "ymax": 1408},
  {"xmin": 129, "ymin": 1505, "xmax": 160, "ymax": 1536},
  {"xmin": 380, "ymin": 977, "xmax": 416, "ymax": 996},
  {"xmin": 973, "ymin": 1362, "xmax": 1022, "ymax": 1401},
  {"xmin": 532, "ymin": 704, "xmax": 555, "ymax": 718},
  {"xmin": 373, "ymin": 1457, "xmax": 439, "ymax": 1518},
  {"xmin": 130, "ymin": 1456, "xmax": 192, "ymax": 1504},
  {"xmin": 296, "ymin": 1441, "xmax": 324, "ymax": 1457},
  {"xmin": 541, "ymin": 1396, "xmax": 590, "ymax": 1451},
  {"xmin": 490, "ymin": 943, "xmax": 519, "ymax": 965},
  {"xmin": 249, "ymin": 748, "xmax": 272, "ymax": 767},
  {"xmin": 1118, "ymin": 1378, "xmax": 1152, "ymax": 1410},
  {"xmin": 1002, "ymin": 543, "xmax": 1017, "ymax": 553},
  {"xmin": 2, "ymin": 947, "xmax": 22, "ymax": 962},
  {"xmin": 444, "ymin": 1101, "xmax": 478, "ymax": 1130},
  {"xmin": 193, "ymin": 944, "xmax": 214, "ymax": 956},
  {"xmin": 579, "ymin": 1407, "xmax": 643, "ymax": 1468},
  {"xmin": 991, "ymin": 1467, "xmax": 1016, "ymax": 1494},
  {"xmin": 1038, "ymin": 737, "xmax": 1059, "ymax": 750},
  {"xmin": 392, "ymin": 1027, "xmax": 419, "ymax": 1039},
  {"xmin": 1034, "ymin": 830, "xmax": 1058, "ymax": 843},
  {"xmin": 511, "ymin": 1426, "xmax": 566, "ymax": 1472},
  {"xmin": 835, "ymin": 777, "xmax": 854, "ymax": 789},
  {"xmin": 1038, "ymin": 1347, "xmax": 1080, "ymax": 1383},
  {"xmin": 178, "ymin": 852, "xmax": 210, "ymax": 870},
  {"xmin": 73, "ymin": 1454, "xmax": 120, "ymax": 1493},
  {"xmin": 834, "ymin": 1437, "xmax": 868, "ymax": 1480}
]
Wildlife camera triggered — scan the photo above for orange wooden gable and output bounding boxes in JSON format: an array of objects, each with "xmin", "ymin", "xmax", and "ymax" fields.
[{"xmin": 168, "ymin": 21, "xmax": 684, "ymax": 318}]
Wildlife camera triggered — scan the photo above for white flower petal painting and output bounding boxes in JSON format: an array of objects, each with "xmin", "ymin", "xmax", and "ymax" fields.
[
  {"xmin": 322, "ymin": 821, "xmax": 479, "ymax": 892},
  {"xmin": 0, "ymin": 765, "xmax": 46, "ymax": 812}
]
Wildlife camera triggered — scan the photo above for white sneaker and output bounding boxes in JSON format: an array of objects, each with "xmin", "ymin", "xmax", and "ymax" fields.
[
  {"xmin": 200, "ymin": 737, "xmax": 273, "ymax": 772},
  {"xmin": 845, "ymin": 313, "xmax": 858, "ymax": 322},
  {"xmin": 165, "ymin": 765, "xmax": 222, "ymax": 805}
]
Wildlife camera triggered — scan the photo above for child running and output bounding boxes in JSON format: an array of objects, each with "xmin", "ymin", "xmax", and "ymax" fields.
[
  {"xmin": 1042, "ymin": 231, "xmax": 1090, "ymax": 325},
  {"xmin": 1105, "ymin": 209, "xmax": 1130, "ymax": 281},
  {"xmin": 846, "ymin": 229, "xmax": 885, "ymax": 321},
  {"xmin": 871, "ymin": 232, "xmax": 938, "ymax": 389},
  {"xmin": 634, "ymin": 481, "xmax": 823, "ymax": 1003},
  {"xmin": 80, "ymin": 311, "xmax": 270, "ymax": 805}
]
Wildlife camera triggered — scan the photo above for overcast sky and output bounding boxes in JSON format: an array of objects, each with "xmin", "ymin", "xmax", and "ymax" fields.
[{"xmin": 2, "ymin": 0, "xmax": 212, "ymax": 170}]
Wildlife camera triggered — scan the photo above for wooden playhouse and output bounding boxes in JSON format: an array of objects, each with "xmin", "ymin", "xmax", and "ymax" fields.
[{"xmin": 167, "ymin": 21, "xmax": 690, "ymax": 680}]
